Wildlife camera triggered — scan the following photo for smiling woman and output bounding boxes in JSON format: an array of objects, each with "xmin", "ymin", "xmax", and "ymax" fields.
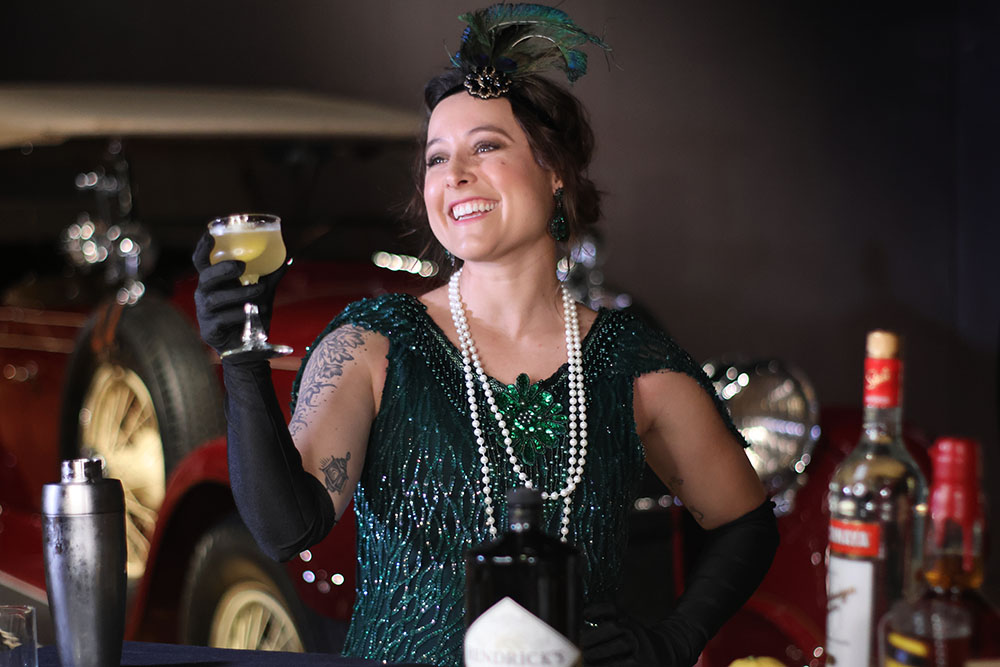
[{"xmin": 193, "ymin": 4, "xmax": 778, "ymax": 667}]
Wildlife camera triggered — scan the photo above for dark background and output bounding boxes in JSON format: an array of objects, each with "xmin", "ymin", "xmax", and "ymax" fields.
[{"xmin": 2, "ymin": 0, "xmax": 997, "ymax": 597}]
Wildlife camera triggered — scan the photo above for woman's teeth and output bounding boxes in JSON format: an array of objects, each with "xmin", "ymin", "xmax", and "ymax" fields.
[{"xmin": 451, "ymin": 200, "xmax": 496, "ymax": 220}]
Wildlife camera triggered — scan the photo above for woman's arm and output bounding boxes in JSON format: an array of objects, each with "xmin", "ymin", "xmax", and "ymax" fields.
[
  {"xmin": 582, "ymin": 370, "xmax": 777, "ymax": 666},
  {"xmin": 221, "ymin": 325, "xmax": 383, "ymax": 561},
  {"xmin": 288, "ymin": 325, "xmax": 387, "ymax": 523},
  {"xmin": 633, "ymin": 369, "xmax": 765, "ymax": 526},
  {"xmin": 193, "ymin": 231, "xmax": 382, "ymax": 561}
]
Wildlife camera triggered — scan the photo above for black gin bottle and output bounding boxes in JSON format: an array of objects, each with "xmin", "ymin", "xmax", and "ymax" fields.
[{"xmin": 464, "ymin": 487, "xmax": 583, "ymax": 667}]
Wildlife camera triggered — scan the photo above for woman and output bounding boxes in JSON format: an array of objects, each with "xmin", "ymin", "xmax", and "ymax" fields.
[{"xmin": 194, "ymin": 5, "xmax": 778, "ymax": 666}]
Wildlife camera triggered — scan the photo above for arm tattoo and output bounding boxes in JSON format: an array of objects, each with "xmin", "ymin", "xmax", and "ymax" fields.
[
  {"xmin": 688, "ymin": 505, "xmax": 706, "ymax": 523},
  {"xmin": 289, "ymin": 328, "xmax": 366, "ymax": 436},
  {"xmin": 667, "ymin": 476, "xmax": 705, "ymax": 522},
  {"xmin": 320, "ymin": 451, "xmax": 351, "ymax": 494}
]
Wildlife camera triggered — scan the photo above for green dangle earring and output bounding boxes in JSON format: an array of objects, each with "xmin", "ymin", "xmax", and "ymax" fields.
[{"xmin": 548, "ymin": 188, "xmax": 569, "ymax": 242}]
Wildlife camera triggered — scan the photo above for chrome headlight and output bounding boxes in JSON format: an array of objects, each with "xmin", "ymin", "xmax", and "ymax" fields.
[
  {"xmin": 703, "ymin": 359, "xmax": 820, "ymax": 516},
  {"xmin": 60, "ymin": 147, "xmax": 155, "ymax": 305},
  {"xmin": 61, "ymin": 215, "xmax": 112, "ymax": 268},
  {"xmin": 61, "ymin": 219, "xmax": 155, "ymax": 305}
]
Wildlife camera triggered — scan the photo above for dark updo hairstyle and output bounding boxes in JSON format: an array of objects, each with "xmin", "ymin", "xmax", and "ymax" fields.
[{"xmin": 407, "ymin": 69, "xmax": 602, "ymax": 269}]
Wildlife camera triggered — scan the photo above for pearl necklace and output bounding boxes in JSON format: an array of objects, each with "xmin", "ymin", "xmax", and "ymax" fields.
[{"xmin": 448, "ymin": 268, "xmax": 588, "ymax": 541}]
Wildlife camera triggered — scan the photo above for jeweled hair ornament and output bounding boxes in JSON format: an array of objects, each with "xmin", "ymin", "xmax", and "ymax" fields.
[{"xmin": 450, "ymin": 3, "xmax": 611, "ymax": 99}]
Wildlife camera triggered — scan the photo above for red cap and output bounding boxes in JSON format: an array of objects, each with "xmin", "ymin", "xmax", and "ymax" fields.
[
  {"xmin": 931, "ymin": 437, "xmax": 978, "ymax": 485},
  {"xmin": 929, "ymin": 437, "xmax": 982, "ymax": 572}
]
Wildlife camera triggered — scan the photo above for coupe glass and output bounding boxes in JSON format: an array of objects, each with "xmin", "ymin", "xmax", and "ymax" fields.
[{"xmin": 207, "ymin": 213, "xmax": 293, "ymax": 358}]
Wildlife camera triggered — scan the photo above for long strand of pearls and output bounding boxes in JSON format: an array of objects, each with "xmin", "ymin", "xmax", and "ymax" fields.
[{"xmin": 449, "ymin": 268, "xmax": 588, "ymax": 541}]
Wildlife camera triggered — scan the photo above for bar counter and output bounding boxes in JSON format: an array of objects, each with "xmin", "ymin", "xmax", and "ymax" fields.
[{"xmin": 37, "ymin": 641, "xmax": 436, "ymax": 667}]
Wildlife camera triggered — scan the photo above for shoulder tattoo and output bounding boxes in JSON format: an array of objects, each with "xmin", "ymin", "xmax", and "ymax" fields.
[{"xmin": 289, "ymin": 327, "xmax": 366, "ymax": 436}]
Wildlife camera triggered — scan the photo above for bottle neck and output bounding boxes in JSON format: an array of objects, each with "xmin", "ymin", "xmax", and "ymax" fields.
[
  {"xmin": 861, "ymin": 355, "xmax": 904, "ymax": 447},
  {"xmin": 508, "ymin": 504, "xmax": 542, "ymax": 533},
  {"xmin": 861, "ymin": 405, "xmax": 904, "ymax": 446}
]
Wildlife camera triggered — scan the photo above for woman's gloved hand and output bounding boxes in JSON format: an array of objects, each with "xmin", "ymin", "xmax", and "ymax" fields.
[
  {"xmin": 581, "ymin": 603, "xmax": 642, "ymax": 665},
  {"xmin": 582, "ymin": 603, "xmax": 697, "ymax": 666},
  {"xmin": 582, "ymin": 501, "xmax": 779, "ymax": 667},
  {"xmin": 192, "ymin": 231, "xmax": 287, "ymax": 354}
]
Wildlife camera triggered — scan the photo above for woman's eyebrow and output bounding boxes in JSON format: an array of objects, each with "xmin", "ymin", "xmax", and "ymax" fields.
[
  {"xmin": 426, "ymin": 124, "xmax": 514, "ymax": 151},
  {"xmin": 467, "ymin": 124, "xmax": 513, "ymax": 140}
]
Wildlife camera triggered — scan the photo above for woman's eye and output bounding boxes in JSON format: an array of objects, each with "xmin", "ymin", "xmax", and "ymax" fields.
[
  {"xmin": 426, "ymin": 154, "xmax": 446, "ymax": 167},
  {"xmin": 475, "ymin": 142, "xmax": 499, "ymax": 154}
]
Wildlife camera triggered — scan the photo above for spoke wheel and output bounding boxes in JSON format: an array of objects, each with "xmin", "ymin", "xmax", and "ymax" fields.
[
  {"xmin": 180, "ymin": 517, "xmax": 341, "ymax": 653},
  {"xmin": 59, "ymin": 296, "xmax": 226, "ymax": 582},
  {"xmin": 79, "ymin": 363, "xmax": 165, "ymax": 579},
  {"xmin": 209, "ymin": 582, "xmax": 304, "ymax": 652}
]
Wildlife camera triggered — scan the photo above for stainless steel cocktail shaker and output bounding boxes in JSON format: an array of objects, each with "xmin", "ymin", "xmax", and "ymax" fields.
[{"xmin": 42, "ymin": 458, "xmax": 126, "ymax": 667}]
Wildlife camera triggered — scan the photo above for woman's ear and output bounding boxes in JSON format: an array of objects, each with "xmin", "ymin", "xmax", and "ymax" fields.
[{"xmin": 552, "ymin": 174, "xmax": 564, "ymax": 192}]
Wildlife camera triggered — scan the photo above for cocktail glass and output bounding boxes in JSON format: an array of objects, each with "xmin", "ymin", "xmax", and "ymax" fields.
[{"xmin": 207, "ymin": 213, "xmax": 293, "ymax": 358}]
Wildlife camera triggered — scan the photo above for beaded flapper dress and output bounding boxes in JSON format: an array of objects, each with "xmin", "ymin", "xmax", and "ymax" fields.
[{"xmin": 290, "ymin": 294, "xmax": 744, "ymax": 667}]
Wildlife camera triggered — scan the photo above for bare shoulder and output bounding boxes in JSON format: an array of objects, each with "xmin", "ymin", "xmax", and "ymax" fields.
[
  {"xmin": 293, "ymin": 325, "xmax": 387, "ymax": 416},
  {"xmin": 634, "ymin": 368, "xmax": 763, "ymax": 526},
  {"xmin": 633, "ymin": 369, "xmax": 717, "ymax": 438},
  {"xmin": 634, "ymin": 367, "xmax": 708, "ymax": 404},
  {"xmin": 304, "ymin": 325, "xmax": 387, "ymax": 383}
]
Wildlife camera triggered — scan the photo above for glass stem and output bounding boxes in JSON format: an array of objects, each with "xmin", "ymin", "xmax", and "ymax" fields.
[{"xmin": 242, "ymin": 302, "xmax": 268, "ymax": 347}]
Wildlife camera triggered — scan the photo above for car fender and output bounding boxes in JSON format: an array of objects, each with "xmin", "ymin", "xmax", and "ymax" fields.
[{"xmin": 125, "ymin": 436, "xmax": 233, "ymax": 642}]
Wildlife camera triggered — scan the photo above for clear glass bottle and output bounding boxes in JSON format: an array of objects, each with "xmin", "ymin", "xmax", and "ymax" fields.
[
  {"xmin": 464, "ymin": 487, "xmax": 583, "ymax": 667},
  {"xmin": 825, "ymin": 330, "xmax": 929, "ymax": 667},
  {"xmin": 878, "ymin": 437, "xmax": 994, "ymax": 666}
]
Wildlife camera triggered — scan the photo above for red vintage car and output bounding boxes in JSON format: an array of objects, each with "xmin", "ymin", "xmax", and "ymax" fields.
[{"xmin": 0, "ymin": 83, "xmax": 930, "ymax": 664}]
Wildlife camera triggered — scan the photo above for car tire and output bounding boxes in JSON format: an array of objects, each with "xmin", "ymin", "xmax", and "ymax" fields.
[
  {"xmin": 59, "ymin": 295, "xmax": 225, "ymax": 578},
  {"xmin": 179, "ymin": 516, "xmax": 342, "ymax": 653}
]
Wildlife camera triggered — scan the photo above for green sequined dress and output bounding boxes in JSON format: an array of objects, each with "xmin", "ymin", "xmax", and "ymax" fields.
[{"xmin": 291, "ymin": 294, "xmax": 742, "ymax": 667}]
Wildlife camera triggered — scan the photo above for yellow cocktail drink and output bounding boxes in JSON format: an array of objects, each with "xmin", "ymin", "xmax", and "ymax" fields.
[{"xmin": 209, "ymin": 226, "xmax": 286, "ymax": 285}]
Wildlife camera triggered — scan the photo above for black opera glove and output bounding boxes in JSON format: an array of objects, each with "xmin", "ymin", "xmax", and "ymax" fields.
[
  {"xmin": 193, "ymin": 231, "xmax": 334, "ymax": 560},
  {"xmin": 221, "ymin": 355, "xmax": 337, "ymax": 562},
  {"xmin": 192, "ymin": 230, "xmax": 287, "ymax": 355},
  {"xmin": 582, "ymin": 500, "xmax": 779, "ymax": 667}
]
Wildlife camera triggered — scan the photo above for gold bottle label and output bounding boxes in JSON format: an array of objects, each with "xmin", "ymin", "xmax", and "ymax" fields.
[{"xmin": 884, "ymin": 631, "xmax": 930, "ymax": 667}]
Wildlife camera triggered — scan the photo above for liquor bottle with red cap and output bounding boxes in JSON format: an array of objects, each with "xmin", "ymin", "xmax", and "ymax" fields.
[
  {"xmin": 878, "ymin": 437, "xmax": 1000, "ymax": 665},
  {"xmin": 825, "ymin": 330, "xmax": 929, "ymax": 667}
]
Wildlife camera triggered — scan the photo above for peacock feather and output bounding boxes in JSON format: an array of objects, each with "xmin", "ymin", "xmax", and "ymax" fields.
[{"xmin": 450, "ymin": 3, "xmax": 610, "ymax": 84}]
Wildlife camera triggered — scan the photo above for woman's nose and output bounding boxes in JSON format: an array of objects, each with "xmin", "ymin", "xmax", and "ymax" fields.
[{"xmin": 445, "ymin": 155, "xmax": 474, "ymax": 187}]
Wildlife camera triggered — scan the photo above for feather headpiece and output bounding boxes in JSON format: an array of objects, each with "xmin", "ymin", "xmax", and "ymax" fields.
[{"xmin": 449, "ymin": 3, "xmax": 610, "ymax": 99}]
